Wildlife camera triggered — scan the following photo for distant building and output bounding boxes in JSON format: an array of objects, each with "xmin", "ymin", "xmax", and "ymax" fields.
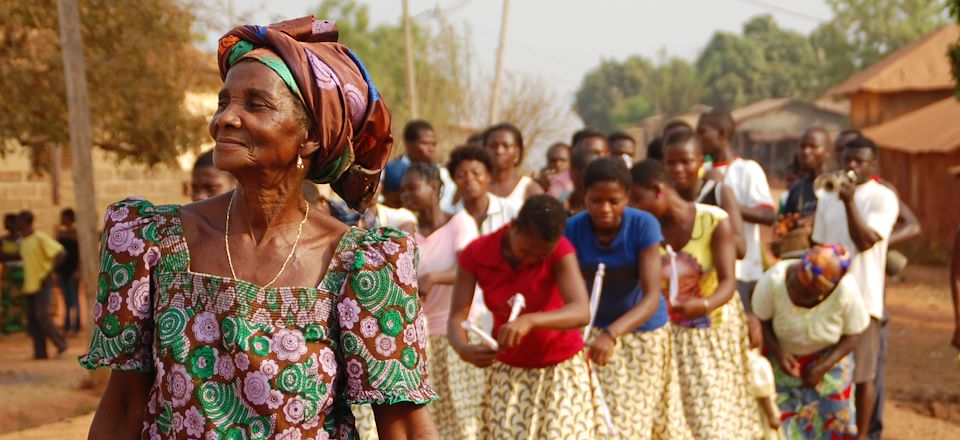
[
  {"xmin": 730, "ymin": 98, "xmax": 848, "ymax": 184},
  {"xmin": 828, "ymin": 25, "xmax": 960, "ymax": 252}
]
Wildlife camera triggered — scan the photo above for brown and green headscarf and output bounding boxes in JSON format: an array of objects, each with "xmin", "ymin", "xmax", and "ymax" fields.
[{"xmin": 217, "ymin": 16, "xmax": 392, "ymax": 209}]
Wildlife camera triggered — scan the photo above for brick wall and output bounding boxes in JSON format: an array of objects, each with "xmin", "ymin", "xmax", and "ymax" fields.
[{"xmin": 0, "ymin": 149, "xmax": 190, "ymax": 237}]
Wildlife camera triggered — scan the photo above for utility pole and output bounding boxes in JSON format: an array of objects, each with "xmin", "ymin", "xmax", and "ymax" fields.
[
  {"xmin": 488, "ymin": 0, "xmax": 511, "ymax": 125},
  {"xmin": 56, "ymin": 0, "xmax": 99, "ymax": 331},
  {"xmin": 402, "ymin": 0, "xmax": 419, "ymax": 118}
]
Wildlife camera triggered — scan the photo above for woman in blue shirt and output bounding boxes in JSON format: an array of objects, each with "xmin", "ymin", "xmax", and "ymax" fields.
[{"xmin": 565, "ymin": 157, "xmax": 688, "ymax": 439}]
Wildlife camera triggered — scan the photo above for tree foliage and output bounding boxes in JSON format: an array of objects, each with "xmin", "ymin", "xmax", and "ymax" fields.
[{"xmin": 0, "ymin": 0, "xmax": 212, "ymax": 167}]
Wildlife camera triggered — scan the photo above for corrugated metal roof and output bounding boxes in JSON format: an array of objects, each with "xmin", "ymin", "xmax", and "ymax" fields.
[
  {"xmin": 862, "ymin": 97, "xmax": 960, "ymax": 154},
  {"xmin": 827, "ymin": 25, "xmax": 960, "ymax": 96}
]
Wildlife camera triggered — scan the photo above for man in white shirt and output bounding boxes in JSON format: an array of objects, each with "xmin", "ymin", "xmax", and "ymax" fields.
[
  {"xmin": 812, "ymin": 136, "xmax": 898, "ymax": 440},
  {"xmin": 697, "ymin": 110, "xmax": 776, "ymax": 311},
  {"xmin": 397, "ymin": 120, "xmax": 457, "ymax": 213}
]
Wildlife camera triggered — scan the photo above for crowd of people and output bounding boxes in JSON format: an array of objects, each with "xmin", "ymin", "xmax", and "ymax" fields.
[{"xmin": 0, "ymin": 14, "xmax": 933, "ymax": 440}]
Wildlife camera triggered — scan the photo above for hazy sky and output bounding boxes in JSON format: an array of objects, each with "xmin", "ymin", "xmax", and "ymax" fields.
[{"xmin": 217, "ymin": 0, "xmax": 833, "ymax": 101}]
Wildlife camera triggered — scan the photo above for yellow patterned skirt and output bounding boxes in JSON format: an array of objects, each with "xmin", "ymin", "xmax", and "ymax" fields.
[
  {"xmin": 479, "ymin": 350, "xmax": 610, "ymax": 440},
  {"xmin": 352, "ymin": 404, "xmax": 379, "ymax": 440},
  {"xmin": 670, "ymin": 295, "xmax": 762, "ymax": 439},
  {"xmin": 426, "ymin": 334, "xmax": 485, "ymax": 440},
  {"xmin": 590, "ymin": 326, "xmax": 691, "ymax": 440}
]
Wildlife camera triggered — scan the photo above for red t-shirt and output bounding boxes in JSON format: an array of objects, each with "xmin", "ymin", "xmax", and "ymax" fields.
[{"xmin": 458, "ymin": 225, "xmax": 584, "ymax": 368}]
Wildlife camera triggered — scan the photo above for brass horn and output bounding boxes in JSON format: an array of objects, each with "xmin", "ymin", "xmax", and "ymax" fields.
[{"xmin": 814, "ymin": 170, "xmax": 858, "ymax": 196}]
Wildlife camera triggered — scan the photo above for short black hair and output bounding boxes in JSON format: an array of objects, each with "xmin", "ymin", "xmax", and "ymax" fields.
[
  {"xmin": 4, "ymin": 213, "xmax": 17, "ymax": 225},
  {"xmin": 403, "ymin": 120, "xmax": 434, "ymax": 143},
  {"xmin": 447, "ymin": 145, "xmax": 495, "ymax": 176},
  {"xmin": 662, "ymin": 119, "xmax": 693, "ymax": 136},
  {"xmin": 17, "ymin": 210, "xmax": 34, "ymax": 226},
  {"xmin": 631, "ymin": 159, "xmax": 669, "ymax": 189},
  {"xmin": 61, "ymin": 208, "xmax": 75, "ymax": 220},
  {"xmin": 404, "ymin": 162, "xmax": 443, "ymax": 195},
  {"xmin": 570, "ymin": 146, "xmax": 599, "ymax": 171},
  {"xmin": 663, "ymin": 126, "xmax": 697, "ymax": 151},
  {"xmin": 646, "ymin": 136, "xmax": 664, "ymax": 161},
  {"xmin": 838, "ymin": 128, "xmax": 862, "ymax": 139},
  {"xmin": 483, "ymin": 122, "xmax": 525, "ymax": 161},
  {"xmin": 516, "ymin": 195, "xmax": 567, "ymax": 242},
  {"xmin": 698, "ymin": 109, "xmax": 736, "ymax": 141},
  {"xmin": 571, "ymin": 128, "xmax": 605, "ymax": 147},
  {"xmin": 584, "ymin": 156, "xmax": 631, "ymax": 191},
  {"xmin": 547, "ymin": 142, "xmax": 571, "ymax": 156},
  {"xmin": 843, "ymin": 136, "xmax": 877, "ymax": 156},
  {"xmin": 607, "ymin": 131, "xmax": 635, "ymax": 144},
  {"xmin": 193, "ymin": 149, "xmax": 215, "ymax": 170}
]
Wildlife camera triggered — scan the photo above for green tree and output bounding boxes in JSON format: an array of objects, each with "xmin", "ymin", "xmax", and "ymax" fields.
[
  {"xmin": 0, "ymin": 0, "xmax": 211, "ymax": 166},
  {"xmin": 743, "ymin": 16, "xmax": 821, "ymax": 99},
  {"xmin": 951, "ymin": 0, "xmax": 960, "ymax": 98},
  {"xmin": 573, "ymin": 56, "xmax": 655, "ymax": 132},
  {"xmin": 696, "ymin": 31, "xmax": 769, "ymax": 109}
]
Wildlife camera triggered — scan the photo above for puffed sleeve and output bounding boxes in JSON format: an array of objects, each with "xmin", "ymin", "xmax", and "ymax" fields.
[
  {"xmin": 336, "ymin": 227, "xmax": 438, "ymax": 405},
  {"xmin": 78, "ymin": 199, "xmax": 160, "ymax": 372}
]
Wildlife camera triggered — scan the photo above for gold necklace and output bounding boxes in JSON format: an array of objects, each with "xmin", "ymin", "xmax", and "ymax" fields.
[{"xmin": 225, "ymin": 190, "xmax": 309, "ymax": 288}]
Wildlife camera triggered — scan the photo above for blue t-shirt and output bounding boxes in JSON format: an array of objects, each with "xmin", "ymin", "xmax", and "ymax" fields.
[{"xmin": 565, "ymin": 207, "xmax": 667, "ymax": 332}]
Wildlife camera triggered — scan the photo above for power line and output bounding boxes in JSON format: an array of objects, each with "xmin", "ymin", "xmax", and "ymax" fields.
[{"xmin": 731, "ymin": 0, "xmax": 830, "ymax": 23}]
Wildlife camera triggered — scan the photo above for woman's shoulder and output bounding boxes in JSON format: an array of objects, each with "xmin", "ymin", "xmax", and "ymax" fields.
[
  {"xmin": 694, "ymin": 203, "xmax": 729, "ymax": 221},
  {"xmin": 103, "ymin": 198, "xmax": 180, "ymax": 238}
]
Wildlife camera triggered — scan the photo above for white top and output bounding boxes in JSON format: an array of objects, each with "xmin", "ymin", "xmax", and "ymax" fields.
[
  {"xmin": 811, "ymin": 180, "xmax": 899, "ymax": 319},
  {"xmin": 705, "ymin": 158, "xmax": 774, "ymax": 282},
  {"xmin": 752, "ymin": 261, "xmax": 870, "ymax": 356},
  {"xmin": 416, "ymin": 212, "xmax": 479, "ymax": 336},
  {"xmin": 375, "ymin": 204, "xmax": 417, "ymax": 229},
  {"xmin": 453, "ymin": 193, "xmax": 519, "ymax": 235},
  {"xmin": 504, "ymin": 175, "xmax": 536, "ymax": 213}
]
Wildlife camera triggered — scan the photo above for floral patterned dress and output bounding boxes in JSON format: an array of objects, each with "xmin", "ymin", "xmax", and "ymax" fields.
[{"xmin": 79, "ymin": 199, "xmax": 436, "ymax": 440}]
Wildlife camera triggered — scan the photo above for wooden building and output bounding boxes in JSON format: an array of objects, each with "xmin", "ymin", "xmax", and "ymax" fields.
[
  {"xmin": 828, "ymin": 25, "xmax": 959, "ymax": 129},
  {"xmin": 730, "ymin": 98, "xmax": 848, "ymax": 183},
  {"xmin": 862, "ymin": 97, "xmax": 960, "ymax": 250}
]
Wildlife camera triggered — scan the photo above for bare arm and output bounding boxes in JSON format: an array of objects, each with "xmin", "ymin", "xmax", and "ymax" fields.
[
  {"xmin": 739, "ymin": 204, "xmax": 776, "ymax": 226},
  {"xmin": 706, "ymin": 217, "xmax": 738, "ymax": 312},
  {"xmin": 498, "ymin": 254, "xmax": 589, "ymax": 348},
  {"xmin": 606, "ymin": 243, "xmax": 662, "ymax": 337},
  {"xmin": 447, "ymin": 266, "xmax": 497, "ymax": 367},
  {"xmin": 719, "ymin": 184, "xmax": 747, "ymax": 259},
  {"xmin": 888, "ymin": 199, "xmax": 921, "ymax": 246},
  {"xmin": 841, "ymin": 196, "xmax": 881, "ymax": 252},
  {"xmin": 372, "ymin": 402, "xmax": 438, "ymax": 439},
  {"xmin": 88, "ymin": 370, "xmax": 153, "ymax": 439}
]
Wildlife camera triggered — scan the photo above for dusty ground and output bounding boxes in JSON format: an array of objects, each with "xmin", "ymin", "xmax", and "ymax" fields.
[{"xmin": 0, "ymin": 265, "xmax": 957, "ymax": 439}]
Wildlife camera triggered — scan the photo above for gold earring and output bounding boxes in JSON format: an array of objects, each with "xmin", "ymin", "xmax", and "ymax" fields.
[{"xmin": 297, "ymin": 156, "xmax": 304, "ymax": 170}]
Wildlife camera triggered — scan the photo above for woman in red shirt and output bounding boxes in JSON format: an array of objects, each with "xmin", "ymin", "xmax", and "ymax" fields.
[{"xmin": 447, "ymin": 195, "xmax": 608, "ymax": 438}]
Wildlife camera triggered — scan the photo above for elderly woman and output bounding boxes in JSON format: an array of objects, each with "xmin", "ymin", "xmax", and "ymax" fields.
[
  {"xmin": 752, "ymin": 244, "xmax": 869, "ymax": 439},
  {"xmin": 80, "ymin": 17, "xmax": 438, "ymax": 440}
]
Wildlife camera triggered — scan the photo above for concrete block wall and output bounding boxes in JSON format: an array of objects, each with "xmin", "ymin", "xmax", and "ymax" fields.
[{"xmin": 0, "ymin": 149, "xmax": 191, "ymax": 237}]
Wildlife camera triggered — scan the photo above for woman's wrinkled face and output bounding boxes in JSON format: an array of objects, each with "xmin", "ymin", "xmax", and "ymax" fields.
[
  {"xmin": 453, "ymin": 159, "xmax": 492, "ymax": 202},
  {"xmin": 484, "ymin": 129, "xmax": 520, "ymax": 171},
  {"xmin": 629, "ymin": 184, "xmax": 666, "ymax": 218},
  {"xmin": 664, "ymin": 140, "xmax": 703, "ymax": 192},
  {"xmin": 209, "ymin": 61, "xmax": 310, "ymax": 174},
  {"xmin": 585, "ymin": 181, "xmax": 627, "ymax": 231},
  {"xmin": 400, "ymin": 173, "xmax": 438, "ymax": 213}
]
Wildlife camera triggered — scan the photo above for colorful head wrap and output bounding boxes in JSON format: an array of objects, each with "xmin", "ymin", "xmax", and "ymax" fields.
[
  {"xmin": 796, "ymin": 244, "xmax": 852, "ymax": 292},
  {"xmin": 217, "ymin": 16, "xmax": 392, "ymax": 209}
]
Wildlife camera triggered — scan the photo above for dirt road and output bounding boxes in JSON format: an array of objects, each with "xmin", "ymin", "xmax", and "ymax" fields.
[{"xmin": 0, "ymin": 265, "xmax": 957, "ymax": 439}]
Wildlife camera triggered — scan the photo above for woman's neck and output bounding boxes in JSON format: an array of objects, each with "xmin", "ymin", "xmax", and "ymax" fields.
[
  {"xmin": 463, "ymin": 194, "xmax": 490, "ymax": 225},
  {"xmin": 493, "ymin": 167, "xmax": 517, "ymax": 185},
  {"xmin": 677, "ymin": 178, "xmax": 703, "ymax": 202},
  {"xmin": 662, "ymin": 193, "xmax": 693, "ymax": 228},
  {"xmin": 416, "ymin": 202, "xmax": 449, "ymax": 235},
  {"xmin": 232, "ymin": 175, "xmax": 306, "ymax": 243}
]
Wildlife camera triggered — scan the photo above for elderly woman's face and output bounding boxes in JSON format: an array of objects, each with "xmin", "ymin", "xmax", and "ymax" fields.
[{"xmin": 209, "ymin": 61, "xmax": 310, "ymax": 173}]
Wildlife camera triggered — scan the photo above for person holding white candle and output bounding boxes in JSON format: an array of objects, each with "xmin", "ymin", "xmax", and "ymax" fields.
[
  {"xmin": 447, "ymin": 195, "xmax": 607, "ymax": 439},
  {"xmin": 565, "ymin": 157, "xmax": 685, "ymax": 440}
]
